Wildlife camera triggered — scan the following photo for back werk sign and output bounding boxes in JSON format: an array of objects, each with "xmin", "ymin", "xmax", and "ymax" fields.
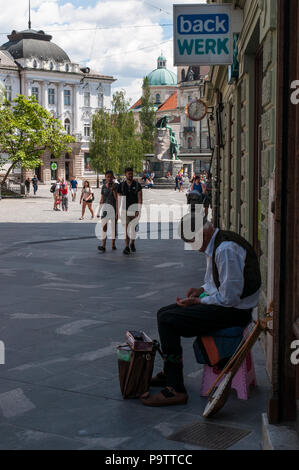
[{"xmin": 173, "ymin": 4, "xmax": 243, "ymax": 66}]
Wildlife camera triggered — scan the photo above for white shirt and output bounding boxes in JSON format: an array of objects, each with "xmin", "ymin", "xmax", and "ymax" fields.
[{"xmin": 200, "ymin": 229, "xmax": 260, "ymax": 310}]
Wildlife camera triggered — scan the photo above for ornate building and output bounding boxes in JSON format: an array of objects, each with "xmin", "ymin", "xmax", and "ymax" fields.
[{"xmin": 0, "ymin": 27, "xmax": 116, "ymax": 183}]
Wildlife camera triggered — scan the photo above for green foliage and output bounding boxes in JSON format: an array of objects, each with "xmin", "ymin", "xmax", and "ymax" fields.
[
  {"xmin": 90, "ymin": 90, "xmax": 144, "ymax": 176},
  {"xmin": 0, "ymin": 95, "xmax": 75, "ymax": 184},
  {"xmin": 139, "ymin": 77, "xmax": 156, "ymax": 154}
]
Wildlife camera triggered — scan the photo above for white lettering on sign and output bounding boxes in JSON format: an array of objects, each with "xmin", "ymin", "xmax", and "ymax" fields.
[{"xmin": 290, "ymin": 80, "xmax": 299, "ymax": 105}]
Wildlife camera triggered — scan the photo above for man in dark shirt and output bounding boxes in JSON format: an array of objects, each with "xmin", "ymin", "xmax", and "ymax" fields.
[
  {"xmin": 98, "ymin": 170, "xmax": 118, "ymax": 252},
  {"xmin": 31, "ymin": 175, "xmax": 38, "ymax": 196},
  {"xmin": 118, "ymin": 167, "xmax": 142, "ymax": 255}
]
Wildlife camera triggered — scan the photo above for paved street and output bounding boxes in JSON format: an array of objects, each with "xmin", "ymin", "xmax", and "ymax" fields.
[{"xmin": 0, "ymin": 187, "xmax": 270, "ymax": 450}]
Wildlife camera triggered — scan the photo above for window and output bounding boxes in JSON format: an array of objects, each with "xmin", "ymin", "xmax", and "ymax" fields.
[
  {"xmin": 33, "ymin": 60, "xmax": 37, "ymax": 68},
  {"xmin": 188, "ymin": 95, "xmax": 193, "ymax": 103},
  {"xmin": 155, "ymin": 93, "xmax": 161, "ymax": 104},
  {"xmin": 64, "ymin": 90, "xmax": 71, "ymax": 106},
  {"xmin": 50, "ymin": 62, "xmax": 54, "ymax": 71},
  {"xmin": 84, "ymin": 153, "xmax": 92, "ymax": 172},
  {"xmin": 84, "ymin": 92, "xmax": 90, "ymax": 107},
  {"xmin": 188, "ymin": 137, "xmax": 193, "ymax": 149},
  {"xmin": 32, "ymin": 87, "xmax": 39, "ymax": 102},
  {"xmin": 98, "ymin": 93, "xmax": 103, "ymax": 108},
  {"xmin": 84, "ymin": 125, "xmax": 90, "ymax": 137},
  {"xmin": 181, "ymin": 70, "xmax": 185, "ymax": 81},
  {"xmin": 64, "ymin": 119, "xmax": 71, "ymax": 135},
  {"xmin": 48, "ymin": 88, "xmax": 55, "ymax": 105},
  {"xmin": 65, "ymin": 64, "xmax": 69, "ymax": 72},
  {"xmin": 5, "ymin": 86, "xmax": 12, "ymax": 101}
]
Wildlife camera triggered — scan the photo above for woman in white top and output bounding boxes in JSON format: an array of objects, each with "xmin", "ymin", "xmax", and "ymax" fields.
[{"xmin": 79, "ymin": 181, "xmax": 94, "ymax": 220}]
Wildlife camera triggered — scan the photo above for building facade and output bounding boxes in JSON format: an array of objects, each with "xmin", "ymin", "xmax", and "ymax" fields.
[
  {"xmin": 204, "ymin": 0, "xmax": 299, "ymax": 440},
  {"xmin": 0, "ymin": 28, "xmax": 115, "ymax": 183}
]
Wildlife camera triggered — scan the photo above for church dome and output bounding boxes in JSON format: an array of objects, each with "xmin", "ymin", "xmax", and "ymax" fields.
[
  {"xmin": 0, "ymin": 29, "xmax": 70, "ymax": 63},
  {"xmin": 147, "ymin": 55, "xmax": 177, "ymax": 86}
]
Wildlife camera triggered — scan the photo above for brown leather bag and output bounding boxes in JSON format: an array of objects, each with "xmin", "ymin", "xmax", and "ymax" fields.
[{"xmin": 117, "ymin": 340, "xmax": 163, "ymax": 399}]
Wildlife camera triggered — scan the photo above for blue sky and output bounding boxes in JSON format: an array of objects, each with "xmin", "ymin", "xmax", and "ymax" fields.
[{"xmin": 0, "ymin": 0, "xmax": 205, "ymax": 103}]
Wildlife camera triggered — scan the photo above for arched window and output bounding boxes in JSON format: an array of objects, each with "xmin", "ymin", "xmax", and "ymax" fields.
[
  {"xmin": 65, "ymin": 64, "xmax": 69, "ymax": 72},
  {"xmin": 155, "ymin": 93, "xmax": 161, "ymax": 104},
  {"xmin": 181, "ymin": 69, "xmax": 185, "ymax": 82},
  {"xmin": 64, "ymin": 119, "xmax": 71, "ymax": 135},
  {"xmin": 50, "ymin": 62, "xmax": 54, "ymax": 71},
  {"xmin": 188, "ymin": 137, "xmax": 193, "ymax": 149},
  {"xmin": 33, "ymin": 59, "xmax": 37, "ymax": 68},
  {"xmin": 65, "ymin": 152, "xmax": 70, "ymax": 159}
]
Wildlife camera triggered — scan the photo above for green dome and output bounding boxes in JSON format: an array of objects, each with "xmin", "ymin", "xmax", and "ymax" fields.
[
  {"xmin": 147, "ymin": 68, "xmax": 177, "ymax": 86},
  {"xmin": 146, "ymin": 55, "xmax": 177, "ymax": 86}
]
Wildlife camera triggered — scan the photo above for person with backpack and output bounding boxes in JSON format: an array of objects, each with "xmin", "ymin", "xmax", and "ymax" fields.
[
  {"xmin": 97, "ymin": 170, "xmax": 119, "ymax": 252},
  {"xmin": 117, "ymin": 167, "xmax": 142, "ymax": 255},
  {"xmin": 141, "ymin": 216, "xmax": 261, "ymax": 407}
]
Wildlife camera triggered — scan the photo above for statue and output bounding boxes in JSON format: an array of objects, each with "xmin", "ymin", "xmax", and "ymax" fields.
[
  {"xmin": 170, "ymin": 131, "xmax": 179, "ymax": 161},
  {"xmin": 155, "ymin": 115, "xmax": 179, "ymax": 161}
]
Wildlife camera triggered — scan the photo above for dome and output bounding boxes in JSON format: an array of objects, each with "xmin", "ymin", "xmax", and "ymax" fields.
[
  {"xmin": 147, "ymin": 55, "xmax": 177, "ymax": 86},
  {"xmin": 0, "ymin": 29, "xmax": 70, "ymax": 63}
]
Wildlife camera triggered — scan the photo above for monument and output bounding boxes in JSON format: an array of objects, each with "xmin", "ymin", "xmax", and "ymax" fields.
[{"xmin": 149, "ymin": 115, "xmax": 183, "ymax": 181}]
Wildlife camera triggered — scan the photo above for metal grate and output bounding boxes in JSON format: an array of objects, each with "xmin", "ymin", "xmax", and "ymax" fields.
[{"xmin": 168, "ymin": 421, "xmax": 251, "ymax": 450}]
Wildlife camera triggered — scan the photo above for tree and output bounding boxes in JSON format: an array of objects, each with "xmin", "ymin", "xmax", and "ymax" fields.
[
  {"xmin": 89, "ymin": 108, "xmax": 120, "ymax": 177},
  {"xmin": 139, "ymin": 77, "xmax": 156, "ymax": 154},
  {"xmin": 0, "ymin": 95, "xmax": 75, "ymax": 186},
  {"xmin": 90, "ymin": 90, "xmax": 144, "ymax": 176}
]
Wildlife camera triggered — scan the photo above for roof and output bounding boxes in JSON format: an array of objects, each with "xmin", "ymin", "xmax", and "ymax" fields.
[
  {"xmin": 130, "ymin": 97, "xmax": 142, "ymax": 111},
  {"xmin": 0, "ymin": 29, "xmax": 70, "ymax": 63},
  {"xmin": 158, "ymin": 92, "xmax": 178, "ymax": 112},
  {"xmin": 147, "ymin": 67, "xmax": 177, "ymax": 86},
  {"xmin": 0, "ymin": 50, "xmax": 18, "ymax": 68}
]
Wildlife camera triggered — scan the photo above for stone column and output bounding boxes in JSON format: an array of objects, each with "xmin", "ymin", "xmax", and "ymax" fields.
[
  {"xmin": 41, "ymin": 82, "xmax": 47, "ymax": 108},
  {"xmin": 58, "ymin": 82, "xmax": 64, "ymax": 122},
  {"xmin": 72, "ymin": 84, "xmax": 78, "ymax": 135}
]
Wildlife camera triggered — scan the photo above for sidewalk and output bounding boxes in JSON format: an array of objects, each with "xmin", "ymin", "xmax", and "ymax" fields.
[{"xmin": 0, "ymin": 190, "xmax": 270, "ymax": 450}]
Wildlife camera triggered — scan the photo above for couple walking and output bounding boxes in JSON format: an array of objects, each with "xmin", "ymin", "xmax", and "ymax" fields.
[{"xmin": 97, "ymin": 167, "xmax": 142, "ymax": 255}]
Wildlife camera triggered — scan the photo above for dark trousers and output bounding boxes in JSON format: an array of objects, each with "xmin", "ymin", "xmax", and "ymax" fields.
[{"xmin": 157, "ymin": 303, "xmax": 252, "ymax": 393}]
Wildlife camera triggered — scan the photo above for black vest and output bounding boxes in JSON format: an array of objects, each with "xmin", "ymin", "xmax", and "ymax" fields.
[{"xmin": 212, "ymin": 230, "xmax": 261, "ymax": 299}]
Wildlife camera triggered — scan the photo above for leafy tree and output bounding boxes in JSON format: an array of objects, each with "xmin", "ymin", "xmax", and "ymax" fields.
[
  {"xmin": 89, "ymin": 108, "xmax": 120, "ymax": 177},
  {"xmin": 0, "ymin": 95, "xmax": 75, "ymax": 185},
  {"xmin": 90, "ymin": 90, "xmax": 144, "ymax": 176},
  {"xmin": 139, "ymin": 77, "xmax": 156, "ymax": 154}
]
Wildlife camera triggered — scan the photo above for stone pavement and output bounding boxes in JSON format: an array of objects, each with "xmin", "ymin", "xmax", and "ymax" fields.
[{"xmin": 0, "ymin": 187, "xmax": 270, "ymax": 450}]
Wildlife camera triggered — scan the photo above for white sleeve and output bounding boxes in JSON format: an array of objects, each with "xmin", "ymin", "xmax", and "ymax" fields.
[{"xmin": 200, "ymin": 244, "xmax": 246, "ymax": 307}]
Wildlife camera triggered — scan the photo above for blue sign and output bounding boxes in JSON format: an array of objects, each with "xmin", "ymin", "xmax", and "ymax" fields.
[
  {"xmin": 174, "ymin": 4, "xmax": 243, "ymax": 66},
  {"xmin": 178, "ymin": 14, "xmax": 229, "ymax": 35}
]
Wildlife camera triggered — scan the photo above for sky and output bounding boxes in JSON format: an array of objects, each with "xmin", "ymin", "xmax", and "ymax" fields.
[{"xmin": 0, "ymin": 0, "xmax": 206, "ymax": 104}]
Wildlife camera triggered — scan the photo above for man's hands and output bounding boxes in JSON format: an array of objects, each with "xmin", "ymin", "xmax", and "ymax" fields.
[
  {"xmin": 186, "ymin": 288, "xmax": 204, "ymax": 299},
  {"xmin": 176, "ymin": 287, "xmax": 204, "ymax": 308},
  {"xmin": 176, "ymin": 297, "xmax": 200, "ymax": 307}
]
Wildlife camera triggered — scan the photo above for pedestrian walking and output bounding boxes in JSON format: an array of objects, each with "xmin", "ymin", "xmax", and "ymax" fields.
[
  {"xmin": 24, "ymin": 177, "xmax": 30, "ymax": 197},
  {"xmin": 175, "ymin": 174, "xmax": 179, "ymax": 191},
  {"xmin": 70, "ymin": 177, "xmax": 78, "ymax": 201},
  {"xmin": 31, "ymin": 174, "xmax": 38, "ymax": 196},
  {"xmin": 97, "ymin": 170, "xmax": 118, "ymax": 252},
  {"xmin": 61, "ymin": 183, "xmax": 68, "ymax": 212},
  {"xmin": 142, "ymin": 217, "xmax": 261, "ymax": 407},
  {"xmin": 118, "ymin": 167, "xmax": 142, "ymax": 255},
  {"xmin": 79, "ymin": 181, "xmax": 94, "ymax": 220},
  {"xmin": 52, "ymin": 178, "xmax": 61, "ymax": 211}
]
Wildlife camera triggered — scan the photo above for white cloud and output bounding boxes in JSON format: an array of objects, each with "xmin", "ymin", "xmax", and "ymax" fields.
[{"xmin": 0, "ymin": 0, "xmax": 206, "ymax": 104}]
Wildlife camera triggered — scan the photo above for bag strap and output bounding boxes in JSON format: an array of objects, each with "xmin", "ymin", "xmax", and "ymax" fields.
[{"xmin": 123, "ymin": 351, "xmax": 136, "ymax": 397}]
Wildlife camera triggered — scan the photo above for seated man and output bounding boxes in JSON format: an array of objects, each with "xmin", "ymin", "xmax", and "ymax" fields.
[{"xmin": 141, "ymin": 216, "xmax": 261, "ymax": 407}]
